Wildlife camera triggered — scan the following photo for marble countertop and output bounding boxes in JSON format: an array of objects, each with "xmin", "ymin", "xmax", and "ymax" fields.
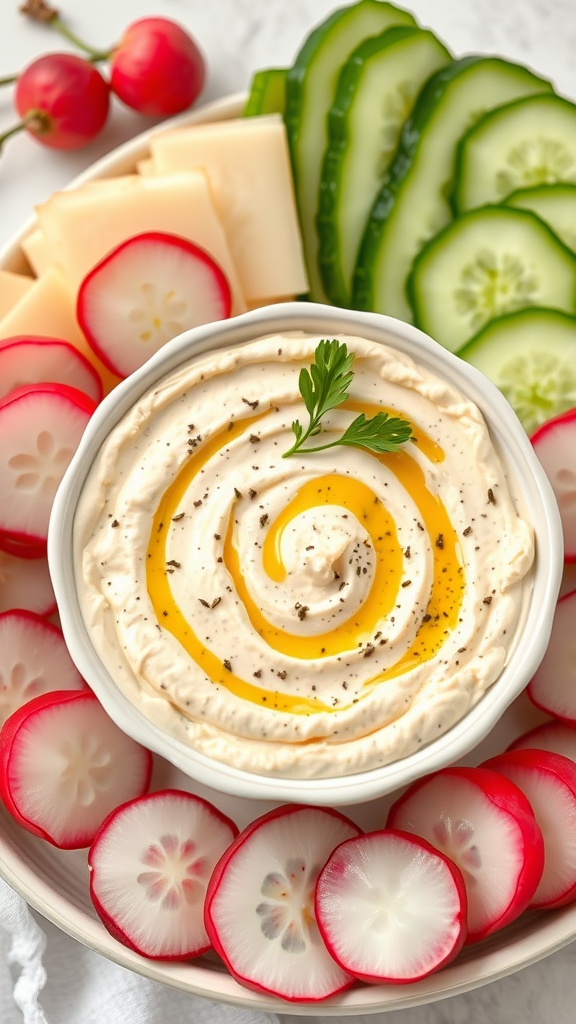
[{"xmin": 1, "ymin": 1, "xmax": 576, "ymax": 1022}]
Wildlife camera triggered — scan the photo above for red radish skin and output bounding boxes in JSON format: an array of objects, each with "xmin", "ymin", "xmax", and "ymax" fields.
[
  {"xmin": 531, "ymin": 407, "xmax": 576, "ymax": 562},
  {"xmin": 0, "ymin": 382, "xmax": 96, "ymax": 555},
  {"xmin": 315, "ymin": 829, "xmax": 467, "ymax": 984},
  {"xmin": 110, "ymin": 18, "xmax": 205, "ymax": 117},
  {"xmin": 0, "ymin": 336, "xmax": 103, "ymax": 405},
  {"xmin": 527, "ymin": 589, "xmax": 576, "ymax": 724},
  {"xmin": 0, "ymin": 690, "xmax": 152, "ymax": 849},
  {"xmin": 508, "ymin": 719, "xmax": 576, "ymax": 762},
  {"xmin": 0, "ymin": 532, "xmax": 46, "ymax": 561},
  {"xmin": 0, "ymin": 609, "xmax": 86, "ymax": 728},
  {"xmin": 0, "ymin": 550, "xmax": 56, "ymax": 617},
  {"xmin": 204, "ymin": 804, "xmax": 360, "ymax": 1002},
  {"xmin": 77, "ymin": 231, "xmax": 232, "ymax": 379},
  {"xmin": 386, "ymin": 766, "xmax": 544, "ymax": 943},
  {"xmin": 13, "ymin": 53, "xmax": 110, "ymax": 150},
  {"xmin": 483, "ymin": 749, "xmax": 576, "ymax": 909},
  {"xmin": 89, "ymin": 789, "xmax": 238, "ymax": 960}
]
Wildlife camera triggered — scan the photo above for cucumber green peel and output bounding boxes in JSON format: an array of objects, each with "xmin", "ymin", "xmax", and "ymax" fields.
[
  {"xmin": 284, "ymin": 0, "xmax": 417, "ymax": 302},
  {"xmin": 317, "ymin": 25, "xmax": 451, "ymax": 307},
  {"xmin": 244, "ymin": 68, "xmax": 287, "ymax": 117},
  {"xmin": 504, "ymin": 183, "xmax": 576, "ymax": 252},
  {"xmin": 459, "ymin": 307, "xmax": 576, "ymax": 434},
  {"xmin": 352, "ymin": 56, "xmax": 553, "ymax": 323},
  {"xmin": 452, "ymin": 93, "xmax": 576, "ymax": 214},
  {"xmin": 407, "ymin": 205, "xmax": 576, "ymax": 353}
]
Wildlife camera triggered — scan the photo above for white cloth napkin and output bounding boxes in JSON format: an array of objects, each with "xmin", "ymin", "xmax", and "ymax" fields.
[{"xmin": 0, "ymin": 876, "xmax": 282, "ymax": 1024}]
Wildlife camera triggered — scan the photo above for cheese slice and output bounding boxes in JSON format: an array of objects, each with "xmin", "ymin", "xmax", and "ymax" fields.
[
  {"xmin": 0, "ymin": 270, "xmax": 34, "ymax": 320},
  {"xmin": 0, "ymin": 264, "xmax": 119, "ymax": 394},
  {"xmin": 36, "ymin": 172, "xmax": 246, "ymax": 314},
  {"xmin": 148, "ymin": 116, "xmax": 309, "ymax": 303},
  {"xmin": 20, "ymin": 228, "xmax": 52, "ymax": 277}
]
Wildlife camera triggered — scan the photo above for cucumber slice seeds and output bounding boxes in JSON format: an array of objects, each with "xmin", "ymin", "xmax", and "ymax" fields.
[
  {"xmin": 317, "ymin": 25, "xmax": 451, "ymax": 307},
  {"xmin": 504, "ymin": 183, "xmax": 576, "ymax": 252},
  {"xmin": 459, "ymin": 308, "xmax": 576, "ymax": 434},
  {"xmin": 352, "ymin": 56, "xmax": 553, "ymax": 322},
  {"xmin": 284, "ymin": 0, "xmax": 416, "ymax": 302},
  {"xmin": 452, "ymin": 93, "xmax": 576, "ymax": 213},
  {"xmin": 408, "ymin": 205, "xmax": 576, "ymax": 353}
]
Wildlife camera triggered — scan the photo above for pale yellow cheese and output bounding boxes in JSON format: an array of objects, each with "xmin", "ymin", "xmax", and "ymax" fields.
[
  {"xmin": 0, "ymin": 264, "xmax": 119, "ymax": 394},
  {"xmin": 136, "ymin": 158, "xmax": 156, "ymax": 176},
  {"xmin": 36, "ymin": 172, "xmax": 246, "ymax": 315},
  {"xmin": 0, "ymin": 270, "xmax": 34, "ymax": 320},
  {"xmin": 148, "ymin": 116, "xmax": 309, "ymax": 303},
  {"xmin": 20, "ymin": 228, "xmax": 52, "ymax": 277}
]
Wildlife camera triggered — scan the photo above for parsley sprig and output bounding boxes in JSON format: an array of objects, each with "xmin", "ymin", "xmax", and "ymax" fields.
[{"xmin": 283, "ymin": 338, "xmax": 413, "ymax": 458}]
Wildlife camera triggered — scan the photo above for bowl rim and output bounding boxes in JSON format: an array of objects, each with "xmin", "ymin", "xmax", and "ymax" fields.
[{"xmin": 48, "ymin": 300, "xmax": 563, "ymax": 805}]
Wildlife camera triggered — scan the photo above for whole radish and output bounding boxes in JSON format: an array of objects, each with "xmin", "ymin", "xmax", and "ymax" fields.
[
  {"xmin": 109, "ymin": 18, "xmax": 206, "ymax": 117},
  {"xmin": 1, "ymin": 53, "xmax": 110, "ymax": 152},
  {"xmin": 15, "ymin": 7, "xmax": 205, "ymax": 129}
]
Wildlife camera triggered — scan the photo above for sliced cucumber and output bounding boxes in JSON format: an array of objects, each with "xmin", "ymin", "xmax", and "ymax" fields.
[
  {"xmin": 284, "ymin": 0, "xmax": 417, "ymax": 302},
  {"xmin": 459, "ymin": 307, "xmax": 576, "ymax": 434},
  {"xmin": 317, "ymin": 25, "xmax": 451, "ymax": 307},
  {"xmin": 407, "ymin": 205, "xmax": 576, "ymax": 353},
  {"xmin": 452, "ymin": 93, "xmax": 576, "ymax": 214},
  {"xmin": 504, "ymin": 183, "xmax": 576, "ymax": 252},
  {"xmin": 244, "ymin": 68, "xmax": 287, "ymax": 117},
  {"xmin": 352, "ymin": 56, "xmax": 553, "ymax": 322}
]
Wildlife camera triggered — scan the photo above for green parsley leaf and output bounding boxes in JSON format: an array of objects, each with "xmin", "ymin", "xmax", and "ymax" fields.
[{"xmin": 283, "ymin": 339, "xmax": 413, "ymax": 458}]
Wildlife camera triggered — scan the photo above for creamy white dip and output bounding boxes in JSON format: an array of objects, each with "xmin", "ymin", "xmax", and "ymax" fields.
[{"xmin": 74, "ymin": 332, "xmax": 534, "ymax": 779}]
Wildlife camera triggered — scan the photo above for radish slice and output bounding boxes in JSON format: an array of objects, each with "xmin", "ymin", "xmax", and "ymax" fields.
[
  {"xmin": 528, "ymin": 589, "xmax": 576, "ymax": 724},
  {"xmin": 0, "ymin": 609, "xmax": 86, "ymax": 728},
  {"xmin": 204, "ymin": 804, "xmax": 361, "ymax": 1002},
  {"xmin": 315, "ymin": 829, "xmax": 467, "ymax": 983},
  {"xmin": 508, "ymin": 719, "xmax": 576, "ymax": 762},
  {"xmin": 0, "ymin": 532, "xmax": 46, "ymax": 561},
  {"xmin": 483, "ymin": 749, "xmax": 576, "ymax": 909},
  {"xmin": 386, "ymin": 766, "xmax": 544, "ymax": 943},
  {"xmin": 77, "ymin": 231, "xmax": 232, "ymax": 379},
  {"xmin": 0, "ymin": 336, "xmax": 103, "ymax": 405},
  {"xmin": 0, "ymin": 382, "xmax": 96, "ymax": 554},
  {"xmin": 527, "ymin": 589, "xmax": 576, "ymax": 723},
  {"xmin": 531, "ymin": 408, "xmax": 576, "ymax": 561},
  {"xmin": 0, "ymin": 690, "xmax": 152, "ymax": 848},
  {"xmin": 89, "ymin": 789, "xmax": 238, "ymax": 960},
  {"xmin": 0, "ymin": 550, "xmax": 56, "ymax": 617}
]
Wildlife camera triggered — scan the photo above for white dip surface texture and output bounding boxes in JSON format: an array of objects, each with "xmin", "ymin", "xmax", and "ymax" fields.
[{"xmin": 74, "ymin": 331, "xmax": 534, "ymax": 778}]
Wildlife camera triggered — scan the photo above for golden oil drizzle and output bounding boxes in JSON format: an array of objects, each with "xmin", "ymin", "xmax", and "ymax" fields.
[
  {"xmin": 146, "ymin": 401, "xmax": 464, "ymax": 715},
  {"xmin": 227, "ymin": 474, "xmax": 403, "ymax": 658}
]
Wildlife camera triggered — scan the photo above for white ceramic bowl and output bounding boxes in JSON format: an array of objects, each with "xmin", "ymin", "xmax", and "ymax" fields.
[{"xmin": 48, "ymin": 301, "xmax": 563, "ymax": 805}]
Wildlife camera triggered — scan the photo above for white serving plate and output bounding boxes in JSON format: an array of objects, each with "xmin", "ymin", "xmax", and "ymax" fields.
[{"xmin": 1, "ymin": 93, "xmax": 575, "ymax": 1015}]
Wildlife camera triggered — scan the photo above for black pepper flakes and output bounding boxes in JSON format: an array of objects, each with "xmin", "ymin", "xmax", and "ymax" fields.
[
  {"xmin": 111, "ymin": 519, "xmax": 119, "ymax": 528},
  {"xmin": 242, "ymin": 397, "xmax": 259, "ymax": 410},
  {"xmin": 259, "ymin": 513, "xmax": 269, "ymax": 528},
  {"xmin": 487, "ymin": 488, "xmax": 496, "ymax": 505},
  {"xmin": 234, "ymin": 487, "xmax": 242, "ymax": 500},
  {"xmin": 249, "ymin": 434, "xmax": 261, "ymax": 444},
  {"xmin": 223, "ymin": 659, "xmax": 232, "ymax": 672}
]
